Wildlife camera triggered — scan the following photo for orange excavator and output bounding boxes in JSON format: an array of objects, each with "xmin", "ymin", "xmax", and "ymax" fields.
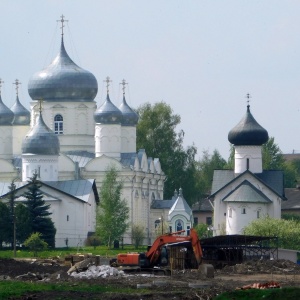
[{"xmin": 113, "ymin": 228, "xmax": 205, "ymax": 273}]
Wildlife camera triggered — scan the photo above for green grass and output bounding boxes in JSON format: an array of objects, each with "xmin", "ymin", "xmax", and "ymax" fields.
[
  {"xmin": 0, "ymin": 245, "xmax": 147, "ymax": 259},
  {"xmin": 215, "ymin": 287, "xmax": 300, "ymax": 300},
  {"xmin": 0, "ymin": 280, "xmax": 144, "ymax": 299}
]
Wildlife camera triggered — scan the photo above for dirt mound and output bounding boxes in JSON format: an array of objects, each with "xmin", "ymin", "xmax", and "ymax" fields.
[{"xmin": 219, "ymin": 259, "xmax": 300, "ymax": 274}]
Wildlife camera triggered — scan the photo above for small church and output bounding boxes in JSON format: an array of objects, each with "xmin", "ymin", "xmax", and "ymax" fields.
[
  {"xmin": 209, "ymin": 102, "xmax": 285, "ymax": 235},
  {"xmin": 0, "ymin": 16, "xmax": 193, "ymax": 247}
]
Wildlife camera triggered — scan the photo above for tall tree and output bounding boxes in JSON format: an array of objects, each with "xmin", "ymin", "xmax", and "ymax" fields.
[
  {"xmin": 136, "ymin": 102, "xmax": 198, "ymax": 203},
  {"xmin": 262, "ymin": 137, "xmax": 284, "ymax": 170},
  {"xmin": 0, "ymin": 202, "xmax": 11, "ymax": 248},
  {"xmin": 15, "ymin": 203, "xmax": 31, "ymax": 244},
  {"xmin": 23, "ymin": 173, "xmax": 56, "ymax": 248},
  {"xmin": 8, "ymin": 180, "xmax": 17, "ymax": 253},
  {"xmin": 196, "ymin": 149, "xmax": 227, "ymax": 198},
  {"xmin": 96, "ymin": 166, "xmax": 129, "ymax": 249}
]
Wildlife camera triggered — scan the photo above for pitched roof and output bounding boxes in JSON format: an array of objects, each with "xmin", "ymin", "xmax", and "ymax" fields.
[
  {"xmin": 210, "ymin": 169, "xmax": 285, "ymax": 199},
  {"xmin": 169, "ymin": 189, "xmax": 192, "ymax": 215},
  {"xmin": 0, "ymin": 179, "xmax": 99, "ymax": 203},
  {"xmin": 222, "ymin": 180, "xmax": 272, "ymax": 203},
  {"xmin": 192, "ymin": 198, "xmax": 213, "ymax": 212},
  {"xmin": 282, "ymin": 188, "xmax": 300, "ymax": 210},
  {"xmin": 151, "ymin": 199, "xmax": 175, "ymax": 209}
]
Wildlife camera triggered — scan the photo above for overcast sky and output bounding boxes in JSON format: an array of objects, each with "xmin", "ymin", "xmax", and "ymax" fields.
[{"xmin": 1, "ymin": 0, "xmax": 300, "ymax": 160}]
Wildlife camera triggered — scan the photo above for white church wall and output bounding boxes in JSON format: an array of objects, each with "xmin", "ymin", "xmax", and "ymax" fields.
[
  {"xmin": 234, "ymin": 146, "xmax": 263, "ymax": 174},
  {"xmin": 84, "ymin": 156, "xmax": 123, "ymax": 172},
  {"xmin": 212, "ymin": 172, "xmax": 281, "ymax": 236},
  {"xmin": 95, "ymin": 125, "xmax": 121, "ymax": 159},
  {"xmin": 40, "ymin": 185, "xmax": 96, "ymax": 248},
  {"xmin": 22, "ymin": 155, "xmax": 58, "ymax": 181},
  {"xmin": 12, "ymin": 126, "xmax": 30, "ymax": 156},
  {"xmin": 226, "ymin": 202, "xmax": 269, "ymax": 235},
  {"xmin": 0, "ymin": 127, "xmax": 12, "ymax": 159},
  {"xmin": 0, "ymin": 159, "xmax": 18, "ymax": 181},
  {"xmin": 30, "ymin": 101, "xmax": 96, "ymax": 153},
  {"xmin": 121, "ymin": 127, "xmax": 136, "ymax": 153}
]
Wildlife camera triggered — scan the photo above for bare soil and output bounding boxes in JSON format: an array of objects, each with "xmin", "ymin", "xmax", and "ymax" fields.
[{"xmin": 1, "ymin": 258, "xmax": 300, "ymax": 300}]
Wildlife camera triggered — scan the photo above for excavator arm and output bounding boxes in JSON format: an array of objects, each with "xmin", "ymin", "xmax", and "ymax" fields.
[{"xmin": 146, "ymin": 228, "xmax": 203, "ymax": 266}]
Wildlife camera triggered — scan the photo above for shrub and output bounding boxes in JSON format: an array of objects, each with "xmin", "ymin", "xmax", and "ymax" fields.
[{"xmin": 24, "ymin": 232, "xmax": 48, "ymax": 257}]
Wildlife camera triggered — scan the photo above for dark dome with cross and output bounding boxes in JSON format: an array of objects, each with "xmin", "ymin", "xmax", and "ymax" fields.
[{"xmin": 228, "ymin": 104, "xmax": 269, "ymax": 146}]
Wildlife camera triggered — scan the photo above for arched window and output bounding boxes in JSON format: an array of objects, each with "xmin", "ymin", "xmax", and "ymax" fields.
[
  {"xmin": 54, "ymin": 114, "xmax": 63, "ymax": 134},
  {"xmin": 175, "ymin": 219, "xmax": 184, "ymax": 232}
]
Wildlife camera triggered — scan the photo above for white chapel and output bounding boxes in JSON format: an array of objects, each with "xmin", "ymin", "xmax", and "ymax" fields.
[{"xmin": 209, "ymin": 103, "xmax": 286, "ymax": 236}]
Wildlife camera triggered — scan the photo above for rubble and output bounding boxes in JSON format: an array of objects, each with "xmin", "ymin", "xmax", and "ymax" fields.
[
  {"xmin": 69, "ymin": 265, "xmax": 125, "ymax": 279},
  {"xmin": 219, "ymin": 259, "xmax": 300, "ymax": 274}
]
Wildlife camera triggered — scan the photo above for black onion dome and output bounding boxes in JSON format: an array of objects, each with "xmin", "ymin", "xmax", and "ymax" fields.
[
  {"xmin": 22, "ymin": 113, "xmax": 60, "ymax": 155},
  {"xmin": 10, "ymin": 95, "xmax": 30, "ymax": 125},
  {"xmin": 94, "ymin": 94, "xmax": 122, "ymax": 124},
  {"xmin": 118, "ymin": 95, "xmax": 139, "ymax": 126},
  {"xmin": 228, "ymin": 105, "xmax": 269, "ymax": 146},
  {"xmin": 28, "ymin": 38, "xmax": 98, "ymax": 102},
  {"xmin": 0, "ymin": 94, "xmax": 14, "ymax": 125}
]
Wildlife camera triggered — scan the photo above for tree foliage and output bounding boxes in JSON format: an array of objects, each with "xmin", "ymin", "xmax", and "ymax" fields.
[
  {"xmin": 193, "ymin": 223, "xmax": 213, "ymax": 239},
  {"xmin": 243, "ymin": 216, "xmax": 300, "ymax": 251},
  {"xmin": 131, "ymin": 224, "xmax": 145, "ymax": 249},
  {"xmin": 15, "ymin": 203, "xmax": 31, "ymax": 243},
  {"xmin": 136, "ymin": 102, "xmax": 198, "ymax": 203},
  {"xmin": 23, "ymin": 173, "xmax": 56, "ymax": 248},
  {"xmin": 196, "ymin": 149, "xmax": 227, "ymax": 198},
  {"xmin": 96, "ymin": 166, "xmax": 129, "ymax": 249},
  {"xmin": 0, "ymin": 202, "xmax": 11, "ymax": 247},
  {"xmin": 24, "ymin": 232, "xmax": 48, "ymax": 257},
  {"xmin": 262, "ymin": 137, "xmax": 284, "ymax": 170}
]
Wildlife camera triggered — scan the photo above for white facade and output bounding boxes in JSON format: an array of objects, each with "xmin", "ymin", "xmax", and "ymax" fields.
[
  {"xmin": 0, "ymin": 126, "xmax": 12, "ymax": 159},
  {"xmin": 234, "ymin": 145, "xmax": 263, "ymax": 174},
  {"xmin": 212, "ymin": 172, "xmax": 282, "ymax": 235},
  {"xmin": 31, "ymin": 101, "xmax": 96, "ymax": 153},
  {"xmin": 22, "ymin": 154, "xmax": 59, "ymax": 181}
]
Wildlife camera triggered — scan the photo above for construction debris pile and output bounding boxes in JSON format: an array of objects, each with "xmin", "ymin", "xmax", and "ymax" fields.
[
  {"xmin": 69, "ymin": 265, "xmax": 125, "ymax": 279},
  {"xmin": 219, "ymin": 259, "xmax": 300, "ymax": 274}
]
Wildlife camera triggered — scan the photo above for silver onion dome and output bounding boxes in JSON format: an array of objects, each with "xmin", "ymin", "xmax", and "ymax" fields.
[
  {"xmin": 228, "ymin": 105, "xmax": 269, "ymax": 146},
  {"xmin": 10, "ymin": 95, "xmax": 30, "ymax": 125},
  {"xmin": 0, "ymin": 94, "xmax": 14, "ymax": 125},
  {"xmin": 118, "ymin": 95, "xmax": 139, "ymax": 126},
  {"xmin": 28, "ymin": 37, "xmax": 98, "ymax": 102},
  {"xmin": 94, "ymin": 94, "xmax": 122, "ymax": 124},
  {"xmin": 22, "ymin": 113, "xmax": 60, "ymax": 155}
]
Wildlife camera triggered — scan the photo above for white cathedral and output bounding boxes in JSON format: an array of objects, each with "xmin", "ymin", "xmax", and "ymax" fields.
[{"xmin": 0, "ymin": 18, "xmax": 193, "ymax": 247}]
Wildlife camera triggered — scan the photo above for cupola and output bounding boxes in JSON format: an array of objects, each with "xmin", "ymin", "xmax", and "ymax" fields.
[
  {"xmin": 118, "ymin": 79, "xmax": 139, "ymax": 126},
  {"xmin": 94, "ymin": 77, "xmax": 122, "ymax": 124},
  {"xmin": 228, "ymin": 105, "xmax": 268, "ymax": 146},
  {"xmin": 28, "ymin": 16, "xmax": 98, "ymax": 102},
  {"xmin": 10, "ymin": 79, "xmax": 30, "ymax": 125},
  {"xmin": 0, "ymin": 79, "xmax": 14, "ymax": 125},
  {"xmin": 22, "ymin": 112, "xmax": 60, "ymax": 155}
]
